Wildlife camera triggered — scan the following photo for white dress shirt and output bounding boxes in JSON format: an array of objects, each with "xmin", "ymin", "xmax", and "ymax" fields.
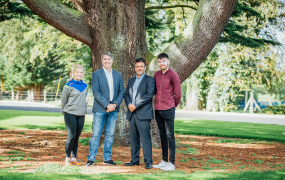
[
  {"xmin": 103, "ymin": 67, "xmax": 114, "ymax": 101},
  {"xmin": 132, "ymin": 73, "xmax": 145, "ymax": 105}
]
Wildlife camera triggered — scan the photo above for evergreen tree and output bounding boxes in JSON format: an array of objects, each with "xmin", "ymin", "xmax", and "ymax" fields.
[
  {"xmin": 144, "ymin": 0, "xmax": 282, "ymax": 56},
  {"xmin": 0, "ymin": 16, "xmax": 91, "ymax": 100},
  {"xmin": 179, "ymin": 0, "xmax": 285, "ymax": 110}
]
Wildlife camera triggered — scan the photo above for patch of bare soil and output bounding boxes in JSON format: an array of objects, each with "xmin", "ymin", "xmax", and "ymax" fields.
[{"xmin": 0, "ymin": 129, "xmax": 284, "ymax": 174}]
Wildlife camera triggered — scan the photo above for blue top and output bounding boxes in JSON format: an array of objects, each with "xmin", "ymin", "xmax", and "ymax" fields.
[{"xmin": 66, "ymin": 79, "xmax": 87, "ymax": 92}]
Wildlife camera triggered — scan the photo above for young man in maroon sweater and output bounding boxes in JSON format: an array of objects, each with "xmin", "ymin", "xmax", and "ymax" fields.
[{"xmin": 153, "ymin": 53, "xmax": 181, "ymax": 171}]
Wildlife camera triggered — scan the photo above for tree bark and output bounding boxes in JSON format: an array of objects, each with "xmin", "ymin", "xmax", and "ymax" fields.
[
  {"xmin": 21, "ymin": 0, "xmax": 92, "ymax": 46},
  {"xmin": 1, "ymin": 75, "xmax": 5, "ymax": 91},
  {"xmin": 32, "ymin": 83, "xmax": 45, "ymax": 102},
  {"xmin": 21, "ymin": 0, "xmax": 238, "ymax": 146}
]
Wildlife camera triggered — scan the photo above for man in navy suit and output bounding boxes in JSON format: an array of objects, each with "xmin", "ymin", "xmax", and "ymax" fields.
[
  {"xmin": 123, "ymin": 58, "xmax": 155, "ymax": 169},
  {"xmin": 86, "ymin": 52, "xmax": 124, "ymax": 166}
]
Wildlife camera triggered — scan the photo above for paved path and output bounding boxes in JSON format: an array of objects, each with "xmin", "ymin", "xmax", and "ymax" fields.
[
  {"xmin": 176, "ymin": 110, "xmax": 285, "ymax": 125},
  {"xmin": 1, "ymin": 101, "xmax": 285, "ymax": 125},
  {"xmin": 0, "ymin": 101, "xmax": 93, "ymax": 114}
]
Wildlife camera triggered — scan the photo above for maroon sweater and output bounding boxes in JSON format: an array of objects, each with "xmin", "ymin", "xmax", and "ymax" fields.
[{"xmin": 154, "ymin": 68, "xmax": 181, "ymax": 110}]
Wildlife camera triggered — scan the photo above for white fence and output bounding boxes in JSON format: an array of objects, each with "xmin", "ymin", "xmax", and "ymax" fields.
[
  {"xmin": 0, "ymin": 90, "xmax": 94, "ymax": 106},
  {"xmin": 0, "ymin": 90, "xmax": 62, "ymax": 102}
]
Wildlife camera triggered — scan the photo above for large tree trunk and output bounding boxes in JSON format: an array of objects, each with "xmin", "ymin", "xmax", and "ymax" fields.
[
  {"xmin": 22, "ymin": 0, "xmax": 238, "ymax": 146},
  {"xmin": 32, "ymin": 83, "xmax": 45, "ymax": 102},
  {"xmin": 84, "ymin": 0, "xmax": 160, "ymax": 147},
  {"xmin": 85, "ymin": 0, "xmax": 150, "ymax": 77}
]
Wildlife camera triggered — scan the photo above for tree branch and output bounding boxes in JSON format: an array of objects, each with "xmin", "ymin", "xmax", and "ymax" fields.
[
  {"xmin": 22, "ymin": 0, "xmax": 92, "ymax": 46},
  {"xmin": 147, "ymin": 0, "xmax": 238, "ymax": 82},
  {"xmin": 145, "ymin": 5, "xmax": 197, "ymax": 11},
  {"xmin": 182, "ymin": 7, "xmax": 188, "ymax": 26},
  {"xmin": 70, "ymin": 0, "xmax": 87, "ymax": 13}
]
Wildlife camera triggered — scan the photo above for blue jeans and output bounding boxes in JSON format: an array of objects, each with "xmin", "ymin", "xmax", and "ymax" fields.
[{"xmin": 87, "ymin": 111, "xmax": 118, "ymax": 161}]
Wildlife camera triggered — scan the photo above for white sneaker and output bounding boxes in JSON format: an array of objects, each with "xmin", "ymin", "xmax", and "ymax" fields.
[
  {"xmin": 160, "ymin": 162, "xmax": 175, "ymax": 171},
  {"xmin": 65, "ymin": 159, "xmax": 72, "ymax": 166},
  {"xmin": 152, "ymin": 160, "xmax": 168, "ymax": 168}
]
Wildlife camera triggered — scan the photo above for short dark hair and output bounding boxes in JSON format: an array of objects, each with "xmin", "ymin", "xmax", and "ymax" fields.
[
  {"xmin": 101, "ymin": 52, "xmax": 113, "ymax": 60},
  {"xmin": 158, "ymin": 53, "xmax": 169, "ymax": 59},
  {"xmin": 135, "ymin": 58, "xmax": 146, "ymax": 66}
]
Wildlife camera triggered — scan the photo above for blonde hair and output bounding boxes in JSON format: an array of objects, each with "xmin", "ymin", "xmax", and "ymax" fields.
[{"xmin": 70, "ymin": 64, "xmax": 84, "ymax": 80}]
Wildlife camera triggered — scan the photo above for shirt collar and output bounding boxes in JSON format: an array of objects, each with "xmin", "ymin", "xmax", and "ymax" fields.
[
  {"xmin": 103, "ymin": 67, "xmax": 112, "ymax": 74},
  {"xmin": 136, "ymin": 73, "xmax": 145, "ymax": 80},
  {"xmin": 161, "ymin": 67, "xmax": 170, "ymax": 74}
]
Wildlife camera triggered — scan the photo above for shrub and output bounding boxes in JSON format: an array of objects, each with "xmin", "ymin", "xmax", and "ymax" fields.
[
  {"xmin": 224, "ymin": 103, "xmax": 238, "ymax": 112},
  {"xmin": 262, "ymin": 105, "xmax": 285, "ymax": 115}
]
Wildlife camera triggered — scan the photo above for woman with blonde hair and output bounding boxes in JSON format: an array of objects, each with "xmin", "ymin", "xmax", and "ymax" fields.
[{"xmin": 61, "ymin": 64, "xmax": 88, "ymax": 166}]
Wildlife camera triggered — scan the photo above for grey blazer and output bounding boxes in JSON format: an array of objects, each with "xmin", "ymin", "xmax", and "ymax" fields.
[
  {"xmin": 124, "ymin": 75, "xmax": 155, "ymax": 120},
  {"xmin": 92, "ymin": 68, "xmax": 124, "ymax": 112}
]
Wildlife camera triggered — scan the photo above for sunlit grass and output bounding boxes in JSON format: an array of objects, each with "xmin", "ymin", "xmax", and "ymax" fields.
[
  {"xmin": 0, "ymin": 110, "xmax": 93, "ymax": 132},
  {"xmin": 175, "ymin": 119, "xmax": 285, "ymax": 142},
  {"xmin": 1, "ymin": 168, "xmax": 285, "ymax": 179},
  {"xmin": 1, "ymin": 110, "xmax": 284, "ymax": 142}
]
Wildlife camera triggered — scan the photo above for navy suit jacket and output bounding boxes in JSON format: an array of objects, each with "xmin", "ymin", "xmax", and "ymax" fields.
[
  {"xmin": 92, "ymin": 68, "xmax": 124, "ymax": 112},
  {"xmin": 124, "ymin": 75, "xmax": 155, "ymax": 120}
]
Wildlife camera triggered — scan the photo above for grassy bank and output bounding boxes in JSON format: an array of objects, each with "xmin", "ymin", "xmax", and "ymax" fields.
[{"xmin": 175, "ymin": 119, "xmax": 285, "ymax": 142}]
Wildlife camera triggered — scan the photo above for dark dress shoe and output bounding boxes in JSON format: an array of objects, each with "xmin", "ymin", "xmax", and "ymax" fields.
[
  {"xmin": 145, "ymin": 163, "xmax": 152, "ymax": 169},
  {"xmin": 124, "ymin": 161, "xmax": 140, "ymax": 166}
]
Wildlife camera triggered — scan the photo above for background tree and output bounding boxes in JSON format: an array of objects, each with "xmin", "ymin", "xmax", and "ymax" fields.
[
  {"xmin": 177, "ymin": 0, "xmax": 285, "ymax": 111},
  {"xmin": 0, "ymin": 16, "xmax": 91, "ymax": 100},
  {"xmin": 3, "ymin": 0, "xmax": 238, "ymax": 145},
  {"xmin": 0, "ymin": 0, "xmax": 34, "ymax": 22}
]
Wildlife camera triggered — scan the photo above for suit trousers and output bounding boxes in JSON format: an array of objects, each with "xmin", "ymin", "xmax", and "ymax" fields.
[{"xmin": 129, "ymin": 111, "xmax": 153, "ymax": 164}]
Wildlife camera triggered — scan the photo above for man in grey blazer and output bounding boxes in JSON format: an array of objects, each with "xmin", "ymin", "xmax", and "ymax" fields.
[
  {"xmin": 86, "ymin": 52, "xmax": 124, "ymax": 166},
  {"xmin": 123, "ymin": 58, "xmax": 155, "ymax": 169}
]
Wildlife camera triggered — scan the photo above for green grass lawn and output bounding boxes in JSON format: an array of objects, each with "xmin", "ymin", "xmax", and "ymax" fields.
[
  {"xmin": 175, "ymin": 119, "xmax": 285, "ymax": 142},
  {"xmin": 1, "ymin": 110, "xmax": 285, "ymax": 179},
  {"xmin": 1, "ymin": 168, "xmax": 285, "ymax": 180},
  {"xmin": 1, "ymin": 110, "xmax": 285, "ymax": 142},
  {"xmin": 0, "ymin": 110, "xmax": 93, "ymax": 132}
]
